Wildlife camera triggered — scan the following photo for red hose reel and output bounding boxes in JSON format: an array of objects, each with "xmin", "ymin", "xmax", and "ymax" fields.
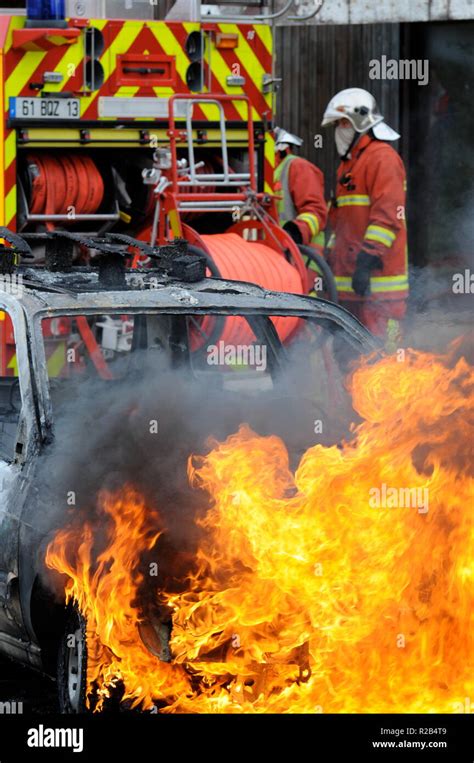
[{"xmin": 26, "ymin": 153, "xmax": 104, "ymax": 228}]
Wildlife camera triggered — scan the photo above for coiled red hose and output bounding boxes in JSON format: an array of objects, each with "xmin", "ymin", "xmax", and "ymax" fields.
[{"xmin": 27, "ymin": 153, "xmax": 104, "ymax": 229}]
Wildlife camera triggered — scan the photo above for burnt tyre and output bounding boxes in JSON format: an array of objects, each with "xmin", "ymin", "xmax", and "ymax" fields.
[{"xmin": 57, "ymin": 603, "xmax": 87, "ymax": 713}]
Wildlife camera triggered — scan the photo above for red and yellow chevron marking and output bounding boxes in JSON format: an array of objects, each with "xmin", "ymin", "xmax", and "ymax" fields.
[
  {"xmin": 3, "ymin": 15, "xmax": 87, "ymax": 227},
  {"xmin": 4, "ymin": 18, "xmax": 272, "ymax": 118},
  {"xmin": 3, "ymin": 128, "xmax": 16, "ymax": 229},
  {"xmin": 0, "ymin": 51, "xmax": 5, "ymax": 226},
  {"xmin": 2, "ymin": 16, "xmax": 274, "ymax": 228},
  {"xmin": 0, "ymin": 309, "xmax": 16, "ymax": 376}
]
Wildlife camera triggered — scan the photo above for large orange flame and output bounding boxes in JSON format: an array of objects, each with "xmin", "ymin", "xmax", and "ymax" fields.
[
  {"xmin": 46, "ymin": 345, "xmax": 474, "ymax": 712},
  {"xmin": 46, "ymin": 487, "xmax": 190, "ymax": 709}
]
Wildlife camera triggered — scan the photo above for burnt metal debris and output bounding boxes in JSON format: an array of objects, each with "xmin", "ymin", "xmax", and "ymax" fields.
[
  {"xmin": 46, "ymin": 232, "xmax": 206, "ymax": 286},
  {"xmin": 0, "ymin": 229, "xmax": 206, "ymax": 286},
  {"xmin": 0, "ymin": 227, "xmax": 34, "ymax": 274}
]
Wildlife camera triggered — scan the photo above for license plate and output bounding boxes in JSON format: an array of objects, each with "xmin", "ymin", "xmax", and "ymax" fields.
[{"xmin": 10, "ymin": 97, "xmax": 80, "ymax": 120}]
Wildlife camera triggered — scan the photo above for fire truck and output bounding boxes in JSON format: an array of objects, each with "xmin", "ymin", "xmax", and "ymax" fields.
[{"xmin": 0, "ymin": 0, "xmax": 337, "ymax": 378}]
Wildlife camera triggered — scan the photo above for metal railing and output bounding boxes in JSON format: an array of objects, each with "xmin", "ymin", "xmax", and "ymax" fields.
[
  {"xmin": 167, "ymin": 93, "xmax": 258, "ymax": 213},
  {"xmin": 197, "ymin": 0, "xmax": 324, "ymax": 23}
]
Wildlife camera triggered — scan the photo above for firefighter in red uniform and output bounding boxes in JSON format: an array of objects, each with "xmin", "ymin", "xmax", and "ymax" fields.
[
  {"xmin": 273, "ymin": 127, "xmax": 327, "ymax": 252},
  {"xmin": 321, "ymin": 89, "xmax": 408, "ymax": 338}
]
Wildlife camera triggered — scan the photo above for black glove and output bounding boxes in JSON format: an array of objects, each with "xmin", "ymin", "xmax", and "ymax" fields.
[
  {"xmin": 351, "ymin": 251, "xmax": 383, "ymax": 296},
  {"xmin": 283, "ymin": 220, "xmax": 303, "ymax": 245}
]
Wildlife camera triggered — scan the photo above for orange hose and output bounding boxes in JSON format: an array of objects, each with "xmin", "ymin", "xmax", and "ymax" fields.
[
  {"xmin": 133, "ymin": 226, "xmax": 305, "ymax": 348},
  {"xmin": 27, "ymin": 153, "xmax": 104, "ymax": 230},
  {"xmin": 198, "ymin": 233, "xmax": 303, "ymax": 346}
]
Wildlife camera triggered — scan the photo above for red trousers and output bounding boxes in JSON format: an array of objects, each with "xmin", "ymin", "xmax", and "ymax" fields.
[{"xmin": 339, "ymin": 299, "xmax": 407, "ymax": 339}]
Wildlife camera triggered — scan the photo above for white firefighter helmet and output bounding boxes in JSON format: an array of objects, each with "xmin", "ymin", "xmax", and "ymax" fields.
[
  {"xmin": 274, "ymin": 126, "xmax": 304, "ymax": 151},
  {"xmin": 321, "ymin": 88, "xmax": 400, "ymax": 140}
]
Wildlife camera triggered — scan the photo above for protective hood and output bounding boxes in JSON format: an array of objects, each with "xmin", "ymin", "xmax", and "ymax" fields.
[{"xmin": 335, "ymin": 124, "xmax": 356, "ymax": 157}]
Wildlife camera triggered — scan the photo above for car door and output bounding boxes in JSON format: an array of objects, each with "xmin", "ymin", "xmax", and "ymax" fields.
[{"xmin": 0, "ymin": 296, "xmax": 40, "ymax": 650}]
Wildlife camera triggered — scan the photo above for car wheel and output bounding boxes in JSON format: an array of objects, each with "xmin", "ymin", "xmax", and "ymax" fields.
[{"xmin": 57, "ymin": 603, "xmax": 87, "ymax": 713}]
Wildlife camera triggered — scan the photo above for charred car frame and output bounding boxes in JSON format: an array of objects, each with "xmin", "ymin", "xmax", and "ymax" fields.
[{"xmin": 0, "ymin": 231, "xmax": 378, "ymax": 710}]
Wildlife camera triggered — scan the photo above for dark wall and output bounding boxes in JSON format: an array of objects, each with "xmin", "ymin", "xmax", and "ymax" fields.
[
  {"xmin": 275, "ymin": 23, "xmax": 401, "ymax": 197},
  {"xmin": 275, "ymin": 21, "xmax": 474, "ymax": 272},
  {"xmin": 400, "ymin": 21, "xmax": 474, "ymax": 268}
]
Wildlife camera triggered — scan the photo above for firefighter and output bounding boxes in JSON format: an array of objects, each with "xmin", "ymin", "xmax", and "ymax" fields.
[
  {"xmin": 273, "ymin": 127, "xmax": 327, "ymax": 252},
  {"xmin": 321, "ymin": 88, "xmax": 408, "ymax": 339}
]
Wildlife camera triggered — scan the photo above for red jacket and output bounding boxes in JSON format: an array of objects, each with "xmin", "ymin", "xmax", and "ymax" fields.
[
  {"xmin": 328, "ymin": 135, "xmax": 408, "ymax": 301},
  {"xmin": 275, "ymin": 155, "xmax": 327, "ymax": 246}
]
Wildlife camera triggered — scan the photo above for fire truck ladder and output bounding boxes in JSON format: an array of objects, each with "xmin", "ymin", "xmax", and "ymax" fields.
[{"xmin": 168, "ymin": 94, "xmax": 259, "ymax": 215}]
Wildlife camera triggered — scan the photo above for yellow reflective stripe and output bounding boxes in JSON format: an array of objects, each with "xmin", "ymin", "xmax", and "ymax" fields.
[
  {"xmin": 47, "ymin": 343, "xmax": 66, "ymax": 378},
  {"xmin": 5, "ymin": 132, "xmax": 15, "ymax": 171},
  {"xmin": 335, "ymin": 276, "xmax": 408, "ymax": 284},
  {"xmin": 335, "ymin": 276, "xmax": 409, "ymax": 293},
  {"xmin": 5, "ymin": 186, "xmax": 16, "ymax": 228},
  {"xmin": 336, "ymin": 284, "xmax": 408, "ymax": 293},
  {"xmin": 336, "ymin": 195, "xmax": 370, "ymax": 207},
  {"xmin": 365, "ymin": 224, "xmax": 396, "ymax": 248},
  {"xmin": 7, "ymin": 353, "xmax": 18, "ymax": 376},
  {"xmin": 265, "ymin": 133, "xmax": 274, "ymax": 194},
  {"xmin": 0, "ymin": 55, "xmax": 4, "ymax": 226},
  {"xmin": 168, "ymin": 208, "xmax": 182, "ymax": 237},
  {"xmin": 115, "ymin": 85, "xmax": 139, "ymax": 98},
  {"xmin": 255, "ymin": 23, "xmax": 272, "ymax": 56},
  {"xmin": 373, "ymin": 282, "xmax": 408, "ymax": 292},
  {"xmin": 365, "ymin": 231, "xmax": 392, "ymax": 246},
  {"xmin": 297, "ymin": 212, "xmax": 319, "ymax": 239}
]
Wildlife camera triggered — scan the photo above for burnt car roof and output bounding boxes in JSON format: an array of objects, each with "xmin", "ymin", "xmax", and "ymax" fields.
[
  {"xmin": 0, "ymin": 230, "xmax": 378, "ymax": 350},
  {"xmin": 0, "ymin": 266, "xmax": 379, "ymax": 352}
]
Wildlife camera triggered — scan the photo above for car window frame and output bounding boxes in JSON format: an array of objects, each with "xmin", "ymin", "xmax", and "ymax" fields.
[
  {"xmin": 30, "ymin": 299, "xmax": 379, "ymax": 441},
  {"xmin": 0, "ymin": 296, "xmax": 39, "ymax": 465}
]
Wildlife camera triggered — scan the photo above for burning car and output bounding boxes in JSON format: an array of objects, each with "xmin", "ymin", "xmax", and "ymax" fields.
[{"xmin": 0, "ymin": 230, "xmax": 377, "ymax": 712}]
